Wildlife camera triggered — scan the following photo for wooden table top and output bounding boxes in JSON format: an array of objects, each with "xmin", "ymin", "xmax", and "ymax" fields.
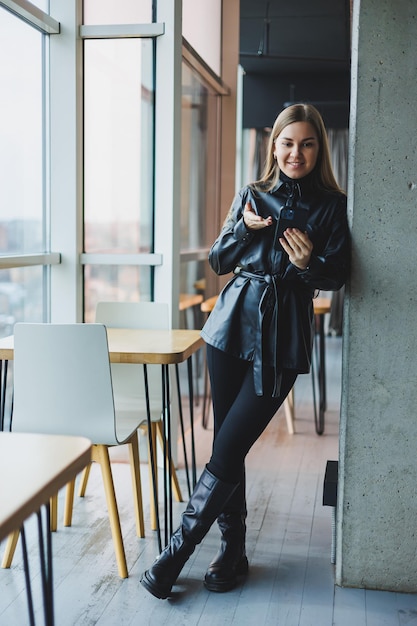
[
  {"xmin": 312, "ymin": 296, "xmax": 331, "ymax": 315},
  {"xmin": 179, "ymin": 293, "xmax": 203, "ymax": 311},
  {"xmin": 0, "ymin": 328, "xmax": 204, "ymax": 366},
  {"xmin": 0, "ymin": 433, "xmax": 91, "ymax": 541},
  {"xmin": 106, "ymin": 328, "xmax": 204, "ymax": 364},
  {"xmin": 0, "ymin": 333, "xmax": 13, "ymax": 359},
  {"xmin": 201, "ymin": 295, "xmax": 218, "ymax": 314}
]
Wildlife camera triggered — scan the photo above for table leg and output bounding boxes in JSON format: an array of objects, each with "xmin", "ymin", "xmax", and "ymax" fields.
[
  {"xmin": 174, "ymin": 358, "xmax": 197, "ymax": 493},
  {"xmin": 201, "ymin": 345, "xmax": 211, "ymax": 430},
  {"xmin": 0, "ymin": 360, "xmax": 3, "ymax": 431},
  {"xmin": 153, "ymin": 357, "xmax": 199, "ymax": 547},
  {"xmin": 20, "ymin": 525, "xmax": 35, "ymax": 626},
  {"xmin": 312, "ymin": 313, "xmax": 327, "ymax": 435},
  {"xmin": 162, "ymin": 364, "xmax": 173, "ymax": 546},
  {"xmin": 20, "ymin": 501, "xmax": 55, "ymax": 626},
  {"xmin": 0, "ymin": 360, "xmax": 8, "ymax": 431},
  {"xmin": 187, "ymin": 357, "xmax": 197, "ymax": 489},
  {"xmin": 37, "ymin": 504, "xmax": 54, "ymax": 626},
  {"xmin": 143, "ymin": 365, "xmax": 162, "ymax": 553},
  {"xmin": 148, "ymin": 360, "xmax": 198, "ymax": 551},
  {"xmin": 175, "ymin": 364, "xmax": 192, "ymax": 498},
  {"xmin": 318, "ymin": 313, "xmax": 327, "ymax": 414}
]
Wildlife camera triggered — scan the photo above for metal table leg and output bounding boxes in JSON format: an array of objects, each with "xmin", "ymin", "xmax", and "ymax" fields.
[
  {"xmin": 312, "ymin": 313, "xmax": 327, "ymax": 435},
  {"xmin": 152, "ymin": 356, "xmax": 198, "ymax": 549},
  {"xmin": 143, "ymin": 364, "xmax": 162, "ymax": 553},
  {"xmin": 21, "ymin": 501, "xmax": 55, "ymax": 626},
  {"xmin": 162, "ymin": 364, "xmax": 173, "ymax": 547},
  {"xmin": 318, "ymin": 313, "xmax": 327, "ymax": 415},
  {"xmin": 201, "ymin": 345, "xmax": 211, "ymax": 430},
  {"xmin": 0, "ymin": 359, "xmax": 8, "ymax": 431},
  {"xmin": 175, "ymin": 364, "xmax": 191, "ymax": 498},
  {"xmin": 187, "ymin": 357, "xmax": 197, "ymax": 489}
]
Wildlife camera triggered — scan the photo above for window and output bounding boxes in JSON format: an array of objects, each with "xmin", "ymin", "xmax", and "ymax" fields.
[
  {"xmin": 180, "ymin": 61, "xmax": 221, "ymax": 300},
  {"xmin": 0, "ymin": 6, "xmax": 48, "ymax": 334},
  {"xmin": 0, "ymin": 1, "xmax": 228, "ymax": 332},
  {"xmin": 83, "ymin": 0, "xmax": 152, "ymax": 25},
  {"xmin": 83, "ymin": 37, "xmax": 155, "ymax": 321}
]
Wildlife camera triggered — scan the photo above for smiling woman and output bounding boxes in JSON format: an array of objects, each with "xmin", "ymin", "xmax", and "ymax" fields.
[
  {"xmin": 273, "ymin": 121, "xmax": 319, "ymax": 179},
  {"xmin": 140, "ymin": 103, "xmax": 350, "ymax": 600}
]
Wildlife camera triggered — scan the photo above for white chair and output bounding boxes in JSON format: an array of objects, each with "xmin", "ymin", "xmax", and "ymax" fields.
[
  {"xmin": 3, "ymin": 322, "xmax": 145, "ymax": 579},
  {"xmin": 94, "ymin": 301, "xmax": 183, "ymax": 531}
]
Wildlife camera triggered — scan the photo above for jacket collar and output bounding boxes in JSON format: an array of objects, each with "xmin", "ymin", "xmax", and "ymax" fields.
[{"xmin": 270, "ymin": 171, "xmax": 316, "ymax": 195}]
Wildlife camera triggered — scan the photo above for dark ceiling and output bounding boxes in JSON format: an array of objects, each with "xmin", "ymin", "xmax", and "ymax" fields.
[
  {"xmin": 239, "ymin": 0, "xmax": 351, "ymax": 128},
  {"xmin": 239, "ymin": 0, "xmax": 351, "ymax": 75}
]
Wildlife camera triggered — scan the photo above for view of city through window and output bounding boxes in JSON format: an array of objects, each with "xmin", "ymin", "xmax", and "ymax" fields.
[{"xmin": 0, "ymin": 7, "xmax": 46, "ymax": 336}]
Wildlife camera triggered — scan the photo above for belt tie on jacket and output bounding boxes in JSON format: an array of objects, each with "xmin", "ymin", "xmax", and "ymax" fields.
[{"xmin": 234, "ymin": 269, "xmax": 282, "ymax": 398}]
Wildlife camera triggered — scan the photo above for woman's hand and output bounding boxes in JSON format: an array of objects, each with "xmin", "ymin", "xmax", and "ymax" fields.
[
  {"xmin": 243, "ymin": 202, "xmax": 273, "ymax": 230},
  {"xmin": 279, "ymin": 228, "xmax": 313, "ymax": 270}
]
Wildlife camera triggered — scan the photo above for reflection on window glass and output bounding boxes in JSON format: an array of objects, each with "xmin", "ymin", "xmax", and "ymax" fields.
[
  {"xmin": 84, "ymin": 38, "xmax": 154, "ymax": 254},
  {"xmin": 0, "ymin": 8, "xmax": 46, "ymax": 332},
  {"xmin": 240, "ymin": 128, "xmax": 271, "ymax": 187},
  {"xmin": 83, "ymin": 0, "xmax": 152, "ymax": 25},
  {"xmin": 29, "ymin": 1, "xmax": 48, "ymax": 11},
  {"xmin": 0, "ymin": 9, "xmax": 44, "ymax": 253},
  {"xmin": 0, "ymin": 264, "xmax": 44, "ymax": 421},
  {"xmin": 182, "ymin": 0, "xmax": 221, "ymax": 75},
  {"xmin": 180, "ymin": 62, "xmax": 219, "ymax": 297},
  {"xmin": 83, "ymin": 265, "xmax": 151, "ymax": 323},
  {"xmin": 0, "ymin": 266, "xmax": 45, "ymax": 336},
  {"xmin": 83, "ymin": 38, "xmax": 154, "ymax": 316}
]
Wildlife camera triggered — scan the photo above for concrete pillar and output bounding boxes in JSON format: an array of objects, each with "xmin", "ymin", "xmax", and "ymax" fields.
[{"xmin": 337, "ymin": 0, "xmax": 417, "ymax": 592}]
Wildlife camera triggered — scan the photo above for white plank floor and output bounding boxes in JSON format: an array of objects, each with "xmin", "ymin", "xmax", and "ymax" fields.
[{"xmin": 1, "ymin": 337, "xmax": 417, "ymax": 625}]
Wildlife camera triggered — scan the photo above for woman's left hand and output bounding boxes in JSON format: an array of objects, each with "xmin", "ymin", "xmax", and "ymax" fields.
[{"xmin": 279, "ymin": 228, "xmax": 313, "ymax": 270}]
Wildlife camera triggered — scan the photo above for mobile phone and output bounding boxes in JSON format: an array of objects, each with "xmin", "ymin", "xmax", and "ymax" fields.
[{"xmin": 274, "ymin": 206, "xmax": 309, "ymax": 244}]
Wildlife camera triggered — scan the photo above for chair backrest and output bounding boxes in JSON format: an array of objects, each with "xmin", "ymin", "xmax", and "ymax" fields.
[
  {"xmin": 95, "ymin": 302, "xmax": 171, "ymax": 420},
  {"xmin": 12, "ymin": 323, "xmax": 121, "ymax": 445}
]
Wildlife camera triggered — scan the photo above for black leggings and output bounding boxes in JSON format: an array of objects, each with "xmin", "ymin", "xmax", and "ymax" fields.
[{"xmin": 205, "ymin": 345, "xmax": 298, "ymax": 485}]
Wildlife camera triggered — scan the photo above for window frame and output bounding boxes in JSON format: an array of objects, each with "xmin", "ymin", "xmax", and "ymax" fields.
[
  {"xmin": 49, "ymin": 5, "xmax": 169, "ymax": 324},
  {"xmin": 0, "ymin": 0, "xmax": 59, "ymax": 34},
  {"xmin": 0, "ymin": 0, "xmax": 232, "ymax": 327},
  {"xmin": 0, "ymin": 0, "xmax": 61, "ymax": 325}
]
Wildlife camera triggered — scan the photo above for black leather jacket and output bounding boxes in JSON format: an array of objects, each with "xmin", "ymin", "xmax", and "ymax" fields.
[{"xmin": 201, "ymin": 176, "xmax": 350, "ymax": 397}]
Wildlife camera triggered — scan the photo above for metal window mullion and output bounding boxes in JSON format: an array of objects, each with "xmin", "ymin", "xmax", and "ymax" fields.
[
  {"xmin": 79, "ymin": 23, "xmax": 164, "ymax": 40},
  {"xmin": 80, "ymin": 253, "xmax": 162, "ymax": 266},
  {"xmin": 0, "ymin": 253, "xmax": 61, "ymax": 269},
  {"xmin": 42, "ymin": 30, "xmax": 51, "ymax": 321},
  {"xmin": 0, "ymin": 0, "xmax": 60, "ymax": 34}
]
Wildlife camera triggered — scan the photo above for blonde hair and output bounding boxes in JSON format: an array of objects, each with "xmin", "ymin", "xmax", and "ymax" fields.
[{"xmin": 253, "ymin": 103, "xmax": 344, "ymax": 194}]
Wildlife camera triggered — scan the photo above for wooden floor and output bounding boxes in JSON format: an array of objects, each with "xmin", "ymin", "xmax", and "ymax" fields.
[{"xmin": 1, "ymin": 337, "xmax": 417, "ymax": 625}]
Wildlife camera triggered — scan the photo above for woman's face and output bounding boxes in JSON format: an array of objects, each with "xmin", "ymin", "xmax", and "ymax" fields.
[{"xmin": 273, "ymin": 121, "xmax": 319, "ymax": 180}]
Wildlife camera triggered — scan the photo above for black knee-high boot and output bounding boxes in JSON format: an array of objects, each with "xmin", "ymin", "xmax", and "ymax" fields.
[
  {"xmin": 204, "ymin": 471, "xmax": 248, "ymax": 592},
  {"xmin": 140, "ymin": 466, "xmax": 237, "ymax": 599}
]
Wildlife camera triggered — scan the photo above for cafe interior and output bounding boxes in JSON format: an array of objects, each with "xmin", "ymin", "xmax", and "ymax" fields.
[{"xmin": 1, "ymin": 0, "xmax": 416, "ymax": 624}]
